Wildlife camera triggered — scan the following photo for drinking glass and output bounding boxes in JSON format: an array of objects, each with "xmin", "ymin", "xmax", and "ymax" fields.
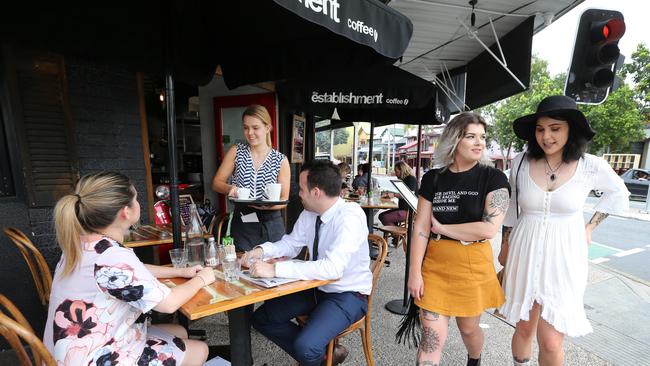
[
  {"xmin": 169, "ymin": 248, "xmax": 186, "ymax": 268},
  {"xmin": 223, "ymin": 258, "xmax": 241, "ymax": 282}
]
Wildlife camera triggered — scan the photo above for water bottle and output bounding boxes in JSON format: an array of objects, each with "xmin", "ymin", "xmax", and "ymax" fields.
[
  {"xmin": 205, "ymin": 236, "xmax": 218, "ymax": 268},
  {"xmin": 184, "ymin": 204, "xmax": 205, "ymax": 266}
]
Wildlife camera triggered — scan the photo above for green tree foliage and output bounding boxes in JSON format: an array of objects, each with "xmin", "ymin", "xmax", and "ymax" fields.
[
  {"xmin": 315, "ymin": 130, "xmax": 330, "ymax": 153},
  {"xmin": 333, "ymin": 128, "xmax": 350, "ymax": 145},
  {"xmin": 620, "ymin": 42, "xmax": 650, "ymax": 117},
  {"xmin": 478, "ymin": 57, "xmax": 562, "ymax": 161},
  {"xmin": 478, "ymin": 52, "xmax": 646, "ymax": 157},
  {"xmin": 579, "ymin": 84, "xmax": 645, "ymax": 153}
]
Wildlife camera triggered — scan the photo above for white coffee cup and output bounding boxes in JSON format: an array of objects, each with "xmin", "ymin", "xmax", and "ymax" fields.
[
  {"xmin": 264, "ymin": 183, "xmax": 282, "ymax": 201},
  {"xmin": 237, "ymin": 187, "xmax": 251, "ymax": 200}
]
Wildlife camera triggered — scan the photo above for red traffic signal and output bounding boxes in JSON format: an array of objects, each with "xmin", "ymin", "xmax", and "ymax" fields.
[{"xmin": 565, "ymin": 9, "xmax": 626, "ymax": 104}]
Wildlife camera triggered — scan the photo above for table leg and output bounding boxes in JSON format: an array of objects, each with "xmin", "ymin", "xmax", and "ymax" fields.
[{"xmin": 228, "ymin": 304, "xmax": 254, "ymax": 366}]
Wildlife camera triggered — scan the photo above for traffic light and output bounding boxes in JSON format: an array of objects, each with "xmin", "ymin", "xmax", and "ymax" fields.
[{"xmin": 565, "ymin": 9, "xmax": 626, "ymax": 104}]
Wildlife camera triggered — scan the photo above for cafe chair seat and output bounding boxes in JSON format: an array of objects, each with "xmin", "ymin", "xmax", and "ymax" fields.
[
  {"xmin": 375, "ymin": 224, "xmax": 407, "ymax": 251},
  {"xmin": 0, "ymin": 293, "xmax": 56, "ymax": 365},
  {"xmin": 3, "ymin": 227, "xmax": 52, "ymax": 306},
  {"xmin": 296, "ymin": 234, "xmax": 388, "ymax": 366}
]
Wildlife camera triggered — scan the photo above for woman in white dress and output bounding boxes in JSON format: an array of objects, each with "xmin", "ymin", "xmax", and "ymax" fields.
[{"xmin": 498, "ymin": 96, "xmax": 630, "ymax": 366}]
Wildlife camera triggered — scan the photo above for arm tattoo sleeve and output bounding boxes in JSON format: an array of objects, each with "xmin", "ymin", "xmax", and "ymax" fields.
[
  {"xmin": 482, "ymin": 188, "xmax": 510, "ymax": 224},
  {"xmin": 588, "ymin": 211, "xmax": 609, "ymax": 227}
]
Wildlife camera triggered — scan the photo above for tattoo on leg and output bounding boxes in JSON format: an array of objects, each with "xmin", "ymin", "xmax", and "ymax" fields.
[
  {"xmin": 416, "ymin": 362, "xmax": 438, "ymax": 366},
  {"xmin": 514, "ymin": 356, "xmax": 531, "ymax": 363},
  {"xmin": 422, "ymin": 309, "xmax": 440, "ymax": 321},
  {"xmin": 420, "ymin": 326, "xmax": 441, "ymax": 353}
]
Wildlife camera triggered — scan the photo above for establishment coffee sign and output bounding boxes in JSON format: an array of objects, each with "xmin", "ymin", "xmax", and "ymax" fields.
[
  {"xmin": 274, "ymin": 0, "xmax": 412, "ymax": 59},
  {"xmin": 297, "ymin": 0, "xmax": 380, "ymax": 43},
  {"xmin": 310, "ymin": 91, "xmax": 409, "ymax": 106}
]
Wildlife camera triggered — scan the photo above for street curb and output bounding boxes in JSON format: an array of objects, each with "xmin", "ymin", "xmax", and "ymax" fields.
[
  {"xmin": 591, "ymin": 262, "xmax": 650, "ymax": 288},
  {"xmin": 583, "ymin": 204, "xmax": 650, "ymax": 222}
]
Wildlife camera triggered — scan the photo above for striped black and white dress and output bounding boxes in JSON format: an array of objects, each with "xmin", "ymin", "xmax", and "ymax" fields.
[
  {"xmin": 229, "ymin": 142, "xmax": 287, "ymax": 251},
  {"xmin": 232, "ymin": 142, "xmax": 285, "ymax": 200}
]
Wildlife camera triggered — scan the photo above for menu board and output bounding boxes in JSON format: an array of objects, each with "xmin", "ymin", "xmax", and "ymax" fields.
[
  {"xmin": 179, "ymin": 194, "xmax": 195, "ymax": 226},
  {"xmin": 391, "ymin": 179, "xmax": 418, "ymax": 212}
]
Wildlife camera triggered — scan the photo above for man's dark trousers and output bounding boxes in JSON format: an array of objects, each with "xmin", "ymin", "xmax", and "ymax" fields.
[{"xmin": 252, "ymin": 289, "xmax": 368, "ymax": 365}]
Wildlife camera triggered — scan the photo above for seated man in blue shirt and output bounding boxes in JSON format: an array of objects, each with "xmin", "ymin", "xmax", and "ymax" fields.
[{"xmin": 245, "ymin": 159, "xmax": 372, "ymax": 366}]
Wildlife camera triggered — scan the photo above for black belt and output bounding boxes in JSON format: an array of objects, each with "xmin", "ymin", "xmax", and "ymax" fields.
[{"xmin": 429, "ymin": 233, "xmax": 486, "ymax": 245}]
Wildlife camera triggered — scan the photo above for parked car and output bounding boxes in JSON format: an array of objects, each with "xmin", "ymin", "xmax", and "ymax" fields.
[{"xmin": 620, "ymin": 168, "xmax": 650, "ymax": 200}]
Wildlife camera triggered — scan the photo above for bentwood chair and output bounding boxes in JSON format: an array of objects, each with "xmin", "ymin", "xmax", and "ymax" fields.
[
  {"xmin": 2, "ymin": 227, "xmax": 52, "ymax": 306},
  {"xmin": 0, "ymin": 294, "xmax": 56, "ymax": 366},
  {"xmin": 375, "ymin": 211, "xmax": 410, "ymax": 252},
  {"xmin": 298, "ymin": 234, "xmax": 388, "ymax": 366}
]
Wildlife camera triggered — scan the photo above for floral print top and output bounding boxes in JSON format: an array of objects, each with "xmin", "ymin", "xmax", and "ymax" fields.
[{"xmin": 43, "ymin": 237, "xmax": 178, "ymax": 365}]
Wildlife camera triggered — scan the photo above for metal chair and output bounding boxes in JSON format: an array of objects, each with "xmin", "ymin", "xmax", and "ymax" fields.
[
  {"xmin": 0, "ymin": 294, "xmax": 56, "ymax": 365},
  {"xmin": 298, "ymin": 234, "xmax": 388, "ymax": 366},
  {"xmin": 2, "ymin": 227, "xmax": 52, "ymax": 306}
]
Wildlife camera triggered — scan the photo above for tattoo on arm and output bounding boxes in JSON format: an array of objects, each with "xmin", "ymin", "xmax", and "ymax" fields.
[
  {"xmin": 420, "ymin": 326, "xmax": 441, "ymax": 353},
  {"xmin": 482, "ymin": 188, "xmax": 510, "ymax": 225},
  {"xmin": 418, "ymin": 231, "xmax": 430, "ymax": 240},
  {"xmin": 588, "ymin": 212, "xmax": 609, "ymax": 227}
]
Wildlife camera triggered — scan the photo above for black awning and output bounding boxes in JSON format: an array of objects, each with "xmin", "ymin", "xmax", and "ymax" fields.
[
  {"xmin": 217, "ymin": 1, "xmax": 413, "ymax": 89},
  {"xmin": 278, "ymin": 65, "xmax": 439, "ymax": 125},
  {"xmin": 0, "ymin": 1, "xmax": 412, "ymax": 88},
  {"xmin": 272, "ymin": 0, "xmax": 412, "ymax": 59},
  {"xmin": 463, "ymin": 16, "xmax": 534, "ymax": 109}
]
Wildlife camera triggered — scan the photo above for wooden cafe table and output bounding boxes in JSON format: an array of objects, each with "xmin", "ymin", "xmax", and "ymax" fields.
[{"xmin": 161, "ymin": 266, "xmax": 333, "ymax": 366}]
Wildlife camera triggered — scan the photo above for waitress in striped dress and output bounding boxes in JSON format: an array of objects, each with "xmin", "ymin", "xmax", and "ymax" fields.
[{"xmin": 212, "ymin": 104, "xmax": 290, "ymax": 251}]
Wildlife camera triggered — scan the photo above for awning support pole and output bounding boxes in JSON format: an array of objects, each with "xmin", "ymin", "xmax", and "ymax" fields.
[{"xmin": 458, "ymin": 17, "xmax": 527, "ymax": 90}]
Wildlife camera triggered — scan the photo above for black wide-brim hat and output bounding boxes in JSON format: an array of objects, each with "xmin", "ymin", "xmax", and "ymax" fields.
[{"xmin": 513, "ymin": 95, "xmax": 595, "ymax": 141}]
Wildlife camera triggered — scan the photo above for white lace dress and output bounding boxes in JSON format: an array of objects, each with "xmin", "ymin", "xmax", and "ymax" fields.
[{"xmin": 499, "ymin": 153, "xmax": 629, "ymax": 337}]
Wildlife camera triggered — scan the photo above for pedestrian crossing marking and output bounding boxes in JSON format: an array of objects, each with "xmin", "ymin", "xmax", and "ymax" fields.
[
  {"xmin": 612, "ymin": 248, "xmax": 645, "ymax": 257},
  {"xmin": 589, "ymin": 242, "xmax": 621, "ymax": 260},
  {"xmin": 590, "ymin": 257, "xmax": 610, "ymax": 264}
]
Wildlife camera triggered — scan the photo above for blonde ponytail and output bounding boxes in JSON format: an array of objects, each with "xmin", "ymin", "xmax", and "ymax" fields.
[
  {"xmin": 54, "ymin": 195, "xmax": 84, "ymax": 277},
  {"xmin": 53, "ymin": 172, "xmax": 135, "ymax": 277}
]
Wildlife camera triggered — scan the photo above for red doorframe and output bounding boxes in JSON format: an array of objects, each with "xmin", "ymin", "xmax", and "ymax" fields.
[{"xmin": 213, "ymin": 92, "xmax": 277, "ymax": 213}]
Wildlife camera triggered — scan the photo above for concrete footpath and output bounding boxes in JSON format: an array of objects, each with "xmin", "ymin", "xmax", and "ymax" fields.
[{"xmin": 195, "ymin": 204, "xmax": 650, "ymax": 365}]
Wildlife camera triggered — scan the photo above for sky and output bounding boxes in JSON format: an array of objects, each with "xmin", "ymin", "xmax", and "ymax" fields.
[{"xmin": 533, "ymin": 0, "xmax": 650, "ymax": 77}]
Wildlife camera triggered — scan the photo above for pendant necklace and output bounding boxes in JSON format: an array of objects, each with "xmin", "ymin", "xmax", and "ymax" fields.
[{"xmin": 544, "ymin": 157, "xmax": 563, "ymax": 182}]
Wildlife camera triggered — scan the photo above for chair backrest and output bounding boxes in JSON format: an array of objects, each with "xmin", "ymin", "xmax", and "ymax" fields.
[
  {"xmin": 2, "ymin": 227, "xmax": 52, "ymax": 306},
  {"xmin": 214, "ymin": 213, "xmax": 231, "ymax": 242},
  {"xmin": 0, "ymin": 294, "xmax": 56, "ymax": 366},
  {"xmin": 367, "ymin": 234, "xmax": 388, "ymax": 309}
]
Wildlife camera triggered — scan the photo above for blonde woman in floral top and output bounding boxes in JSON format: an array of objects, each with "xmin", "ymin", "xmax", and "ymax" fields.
[{"xmin": 44, "ymin": 172, "xmax": 215, "ymax": 366}]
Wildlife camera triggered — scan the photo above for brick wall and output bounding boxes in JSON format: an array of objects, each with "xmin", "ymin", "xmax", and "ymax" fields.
[{"xmin": 0, "ymin": 57, "xmax": 148, "ymax": 347}]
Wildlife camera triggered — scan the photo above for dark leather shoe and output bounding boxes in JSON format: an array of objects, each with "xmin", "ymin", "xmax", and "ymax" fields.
[{"xmin": 322, "ymin": 344, "xmax": 349, "ymax": 365}]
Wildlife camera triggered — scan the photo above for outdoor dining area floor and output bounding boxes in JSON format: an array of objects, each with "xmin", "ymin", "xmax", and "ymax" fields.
[{"xmin": 192, "ymin": 228, "xmax": 611, "ymax": 366}]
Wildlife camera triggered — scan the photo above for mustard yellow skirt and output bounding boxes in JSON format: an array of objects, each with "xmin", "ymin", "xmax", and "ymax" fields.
[{"xmin": 414, "ymin": 238, "xmax": 504, "ymax": 317}]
